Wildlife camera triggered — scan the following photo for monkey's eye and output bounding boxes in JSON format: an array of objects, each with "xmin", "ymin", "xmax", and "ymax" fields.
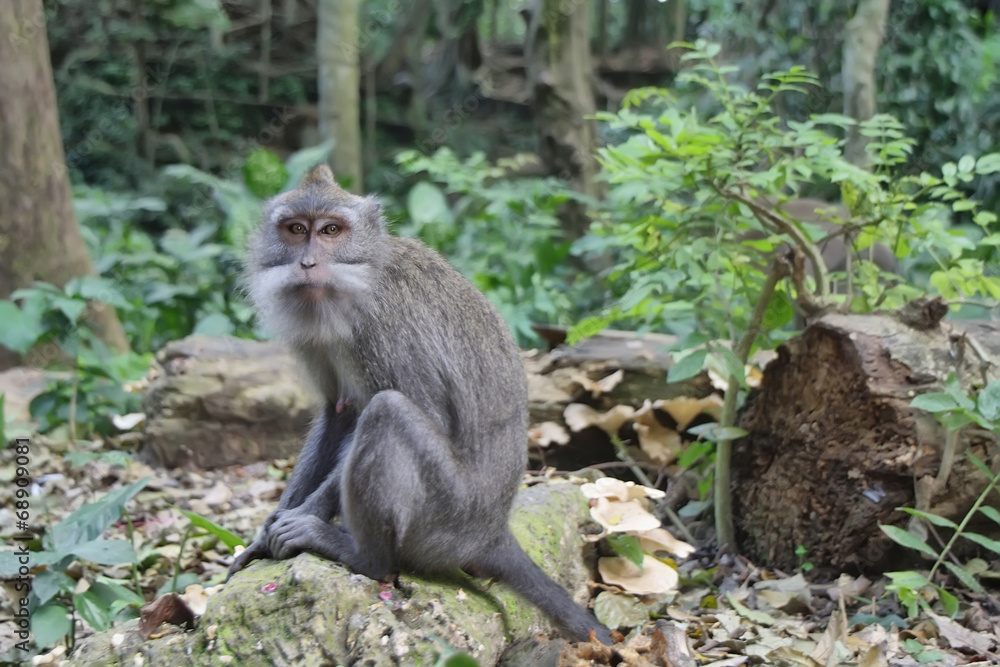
[
  {"xmin": 320, "ymin": 223, "xmax": 341, "ymax": 236},
  {"xmin": 286, "ymin": 221, "xmax": 307, "ymax": 234}
]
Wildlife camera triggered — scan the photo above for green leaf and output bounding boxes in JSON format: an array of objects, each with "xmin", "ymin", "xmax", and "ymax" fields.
[
  {"xmin": 762, "ymin": 291, "xmax": 794, "ymax": 329},
  {"xmin": 668, "ymin": 349, "xmax": 707, "ymax": 383},
  {"xmin": 978, "ymin": 505, "xmax": 1000, "ymax": 527},
  {"xmin": 939, "ymin": 411, "xmax": 975, "ymax": 432},
  {"xmin": 935, "ymin": 586, "xmax": 959, "ymax": 617},
  {"xmin": 566, "ymin": 315, "xmax": 614, "ymax": 346},
  {"xmin": 74, "ymin": 589, "xmax": 112, "ymax": 631},
  {"xmin": 977, "ymin": 381, "xmax": 1000, "ymax": 422},
  {"xmin": 407, "ymin": 181, "xmax": 453, "ymax": 227},
  {"xmin": 961, "ymin": 532, "xmax": 1000, "ymax": 555},
  {"xmin": 70, "ymin": 539, "xmax": 137, "ymax": 566},
  {"xmin": 942, "ymin": 561, "xmax": 985, "ymax": 594},
  {"xmin": 50, "ymin": 479, "xmax": 150, "ymax": 552},
  {"xmin": 243, "ymin": 149, "xmax": 288, "ymax": 199},
  {"xmin": 91, "ymin": 579, "xmax": 145, "ymax": 608},
  {"xmin": 710, "ymin": 347, "xmax": 746, "ymax": 387},
  {"xmin": 606, "ymin": 533, "xmax": 644, "ymax": 568},
  {"xmin": 0, "ymin": 550, "xmax": 27, "ymax": 577},
  {"xmin": 65, "ymin": 276, "xmax": 130, "ymax": 308},
  {"xmin": 0, "ymin": 300, "xmax": 44, "ymax": 353},
  {"xmin": 944, "ymin": 375, "xmax": 975, "ymax": 411},
  {"xmin": 975, "ymin": 153, "xmax": 1000, "ymax": 175},
  {"xmin": 173, "ymin": 506, "xmax": 246, "ymax": 551},
  {"xmin": 885, "ymin": 570, "xmax": 931, "ymax": 589},
  {"xmin": 909, "ymin": 393, "xmax": 959, "ymax": 413},
  {"xmin": 51, "ymin": 296, "xmax": 88, "ymax": 323},
  {"xmin": 687, "ymin": 423, "xmax": 748, "ymax": 441},
  {"xmin": 31, "ymin": 602, "xmax": 73, "ymax": 648},
  {"xmin": 879, "ymin": 525, "xmax": 938, "ymax": 558},
  {"xmin": 193, "ymin": 313, "xmax": 235, "ymax": 337},
  {"xmin": 966, "ymin": 451, "xmax": 994, "ymax": 478},
  {"xmin": 32, "ymin": 570, "xmax": 75, "ymax": 607},
  {"xmin": 592, "ymin": 590, "xmax": 650, "ymax": 630},
  {"xmin": 898, "ymin": 508, "xmax": 957, "ymax": 529}
]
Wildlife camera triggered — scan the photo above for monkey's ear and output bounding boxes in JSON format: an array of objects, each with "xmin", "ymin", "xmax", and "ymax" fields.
[
  {"xmin": 362, "ymin": 196, "xmax": 387, "ymax": 230},
  {"xmin": 301, "ymin": 164, "xmax": 336, "ymax": 188}
]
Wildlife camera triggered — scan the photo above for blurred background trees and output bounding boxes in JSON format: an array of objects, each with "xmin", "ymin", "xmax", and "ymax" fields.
[{"xmin": 1, "ymin": 0, "xmax": 998, "ymax": 373}]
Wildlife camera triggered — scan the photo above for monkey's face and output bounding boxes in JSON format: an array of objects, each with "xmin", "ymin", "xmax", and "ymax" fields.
[
  {"xmin": 275, "ymin": 215, "xmax": 354, "ymax": 303},
  {"xmin": 245, "ymin": 168, "xmax": 385, "ymax": 344}
]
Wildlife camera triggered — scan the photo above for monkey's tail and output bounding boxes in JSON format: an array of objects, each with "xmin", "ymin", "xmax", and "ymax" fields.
[{"xmin": 474, "ymin": 534, "xmax": 612, "ymax": 644}]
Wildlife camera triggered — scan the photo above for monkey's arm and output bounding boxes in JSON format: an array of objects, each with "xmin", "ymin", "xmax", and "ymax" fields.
[{"xmin": 227, "ymin": 403, "xmax": 354, "ymax": 578}]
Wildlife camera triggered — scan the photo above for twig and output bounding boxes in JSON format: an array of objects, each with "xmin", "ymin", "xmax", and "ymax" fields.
[{"xmin": 717, "ymin": 186, "xmax": 831, "ymax": 304}]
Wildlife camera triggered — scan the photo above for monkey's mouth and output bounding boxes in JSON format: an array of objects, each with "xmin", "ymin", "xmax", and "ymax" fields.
[{"xmin": 290, "ymin": 283, "xmax": 335, "ymax": 303}]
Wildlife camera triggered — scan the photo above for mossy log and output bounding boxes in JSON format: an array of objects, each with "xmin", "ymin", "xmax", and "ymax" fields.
[{"xmin": 66, "ymin": 484, "xmax": 596, "ymax": 667}]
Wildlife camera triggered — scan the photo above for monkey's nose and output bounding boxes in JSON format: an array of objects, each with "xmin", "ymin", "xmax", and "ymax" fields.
[{"xmin": 300, "ymin": 258, "xmax": 317, "ymax": 270}]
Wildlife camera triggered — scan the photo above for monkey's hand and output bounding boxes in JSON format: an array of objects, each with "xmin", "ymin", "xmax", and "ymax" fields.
[{"xmin": 267, "ymin": 513, "xmax": 350, "ymax": 562}]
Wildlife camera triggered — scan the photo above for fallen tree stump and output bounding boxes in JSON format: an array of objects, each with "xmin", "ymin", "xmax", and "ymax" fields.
[
  {"xmin": 142, "ymin": 336, "xmax": 315, "ymax": 469},
  {"xmin": 66, "ymin": 484, "xmax": 596, "ymax": 667},
  {"xmin": 734, "ymin": 310, "xmax": 1000, "ymax": 572}
]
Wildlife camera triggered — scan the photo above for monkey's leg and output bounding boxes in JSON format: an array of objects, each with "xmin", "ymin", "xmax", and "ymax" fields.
[
  {"xmin": 470, "ymin": 533, "xmax": 613, "ymax": 644},
  {"xmin": 267, "ymin": 390, "xmax": 468, "ymax": 580},
  {"xmin": 227, "ymin": 403, "xmax": 355, "ymax": 578}
]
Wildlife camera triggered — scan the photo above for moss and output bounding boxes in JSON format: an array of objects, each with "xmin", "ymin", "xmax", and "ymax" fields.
[{"xmin": 65, "ymin": 484, "xmax": 592, "ymax": 667}]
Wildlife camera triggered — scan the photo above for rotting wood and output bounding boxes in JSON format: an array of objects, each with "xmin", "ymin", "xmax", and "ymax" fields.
[{"xmin": 734, "ymin": 309, "xmax": 1000, "ymax": 572}]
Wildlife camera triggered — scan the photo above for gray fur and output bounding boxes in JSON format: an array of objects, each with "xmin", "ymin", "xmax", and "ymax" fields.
[{"xmin": 228, "ymin": 166, "xmax": 611, "ymax": 643}]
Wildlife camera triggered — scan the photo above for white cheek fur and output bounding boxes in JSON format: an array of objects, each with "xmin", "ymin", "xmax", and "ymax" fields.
[{"xmin": 249, "ymin": 262, "xmax": 372, "ymax": 345}]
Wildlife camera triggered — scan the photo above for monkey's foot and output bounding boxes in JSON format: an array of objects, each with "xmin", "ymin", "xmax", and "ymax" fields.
[
  {"xmin": 336, "ymin": 395, "xmax": 353, "ymax": 414},
  {"xmin": 226, "ymin": 537, "xmax": 271, "ymax": 580}
]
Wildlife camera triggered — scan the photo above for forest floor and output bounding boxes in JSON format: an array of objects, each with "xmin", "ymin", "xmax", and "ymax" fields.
[{"xmin": 1, "ymin": 371, "xmax": 998, "ymax": 666}]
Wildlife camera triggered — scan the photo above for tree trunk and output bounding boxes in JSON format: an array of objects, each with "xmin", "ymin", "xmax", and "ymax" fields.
[
  {"xmin": 668, "ymin": 0, "xmax": 686, "ymax": 43},
  {"xmin": 525, "ymin": 0, "xmax": 600, "ymax": 239},
  {"xmin": 317, "ymin": 0, "xmax": 363, "ymax": 192},
  {"xmin": 842, "ymin": 0, "xmax": 891, "ymax": 167},
  {"xmin": 624, "ymin": 0, "xmax": 644, "ymax": 50},
  {"xmin": 734, "ymin": 305, "xmax": 1000, "ymax": 573},
  {"xmin": 130, "ymin": 0, "xmax": 152, "ymax": 166},
  {"xmin": 596, "ymin": 0, "xmax": 609, "ymax": 61},
  {"xmin": 0, "ymin": 0, "xmax": 129, "ymax": 370}
]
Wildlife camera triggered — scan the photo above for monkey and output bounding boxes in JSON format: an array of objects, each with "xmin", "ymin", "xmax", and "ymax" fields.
[{"xmin": 227, "ymin": 164, "xmax": 612, "ymax": 644}]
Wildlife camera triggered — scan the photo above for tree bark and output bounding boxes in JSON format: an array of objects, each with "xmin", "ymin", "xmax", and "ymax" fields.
[
  {"xmin": 317, "ymin": 0, "xmax": 363, "ymax": 192},
  {"xmin": 525, "ymin": 0, "xmax": 601, "ymax": 239},
  {"xmin": 668, "ymin": 0, "xmax": 686, "ymax": 43},
  {"xmin": 734, "ymin": 307, "xmax": 1000, "ymax": 573},
  {"xmin": 842, "ymin": 0, "xmax": 891, "ymax": 167},
  {"xmin": 0, "ymin": 0, "xmax": 129, "ymax": 370}
]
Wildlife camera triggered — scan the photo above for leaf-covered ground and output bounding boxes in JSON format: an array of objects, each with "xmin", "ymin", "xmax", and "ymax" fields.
[{"xmin": 1, "ymin": 387, "xmax": 998, "ymax": 665}]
